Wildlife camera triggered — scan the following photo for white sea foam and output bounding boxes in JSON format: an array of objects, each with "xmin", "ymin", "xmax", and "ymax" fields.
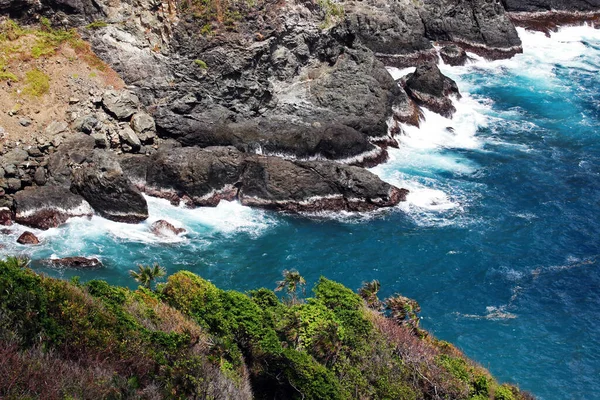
[
  {"xmin": 385, "ymin": 66, "xmax": 416, "ymax": 80},
  {"xmin": 0, "ymin": 196, "xmax": 278, "ymax": 259}
]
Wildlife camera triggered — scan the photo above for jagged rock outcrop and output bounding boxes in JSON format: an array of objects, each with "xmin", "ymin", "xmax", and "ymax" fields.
[
  {"xmin": 502, "ymin": 0, "xmax": 600, "ymax": 12},
  {"xmin": 42, "ymin": 257, "xmax": 102, "ymax": 268},
  {"xmin": 120, "ymin": 146, "xmax": 407, "ymax": 212},
  {"xmin": 418, "ymin": 0, "xmax": 522, "ymax": 59},
  {"xmin": 404, "ymin": 63, "xmax": 461, "ymax": 118},
  {"xmin": 71, "ymin": 150, "xmax": 149, "ymax": 223},
  {"xmin": 13, "ymin": 186, "xmax": 93, "ymax": 229}
]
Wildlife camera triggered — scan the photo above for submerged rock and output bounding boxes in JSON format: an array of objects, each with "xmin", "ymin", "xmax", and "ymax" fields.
[
  {"xmin": 404, "ymin": 63, "xmax": 461, "ymax": 118},
  {"xmin": 42, "ymin": 257, "xmax": 102, "ymax": 269},
  {"xmin": 17, "ymin": 231, "xmax": 39, "ymax": 245},
  {"xmin": 13, "ymin": 186, "xmax": 93, "ymax": 230},
  {"xmin": 439, "ymin": 45, "xmax": 468, "ymax": 66},
  {"xmin": 150, "ymin": 220, "xmax": 186, "ymax": 236}
]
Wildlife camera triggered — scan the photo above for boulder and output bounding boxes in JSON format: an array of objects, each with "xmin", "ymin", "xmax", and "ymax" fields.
[
  {"xmin": 130, "ymin": 112, "xmax": 157, "ymax": 143},
  {"xmin": 71, "ymin": 150, "xmax": 148, "ymax": 223},
  {"xmin": 404, "ymin": 63, "xmax": 461, "ymax": 118},
  {"xmin": 42, "ymin": 257, "xmax": 102, "ymax": 269},
  {"xmin": 1, "ymin": 149, "xmax": 28, "ymax": 167},
  {"xmin": 439, "ymin": 45, "xmax": 468, "ymax": 66},
  {"xmin": 13, "ymin": 186, "xmax": 93, "ymax": 229},
  {"xmin": 150, "ymin": 220, "xmax": 186, "ymax": 236},
  {"xmin": 73, "ymin": 115, "xmax": 99, "ymax": 134},
  {"xmin": 91, "ymin": 132, "xmax": 109, "ymax": 148},
  {"xmin": 102, "ymin": 90, "xmax": 139, "ymax": 120},
  {"xmin": 17, "ymin": 231, "xmax": 39, "ymax": 245},
  {"xmin": 0, "ymin": 207, "xmax": 12, "ymax": 225},
  {"xmin": 33, "ymin": 167, "xmax": 46, "ymax": 186},
  {"xmin": 118, "ymin": 126, "xmax": 142, "ymax": 151},
  {"xmin": 45, "ymin": 120, "xmax": 69, "ymax": 136}
]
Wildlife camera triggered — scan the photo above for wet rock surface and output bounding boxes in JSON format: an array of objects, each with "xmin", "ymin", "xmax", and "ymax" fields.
[
  {"xmin": 404, "ymin": 63, "xmax": 461, "ymax": 118},
  {"xmin": 71, "ymin": 150, "xmax": 149, "ymax": 223},
  {"xmin": 1, "ymin": 0, "xmax": 598, "ymax": 220},
  {"xmin": 41, "ymin": 257, "xmax": 103, "ymax": 268},
  {"xmin": 17, "ymin": 231, "xmax": 39, "ymax": 245},
  {"xmin": 150, "ymin": 220, "xmax": 186, "ymax": 236},
  {"xmin": 439, "ymin": 45, "xmax": 469, "ymax": 67},
  {"xmin": 13, "ymin": 186, "xmax": 93, "ymax": 230},
  {"xmin": 121, "ymin": 145, "xmax": 407, "ymax": 212}
]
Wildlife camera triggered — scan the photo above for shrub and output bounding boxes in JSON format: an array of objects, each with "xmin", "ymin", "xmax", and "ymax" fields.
[
  {"xmin": 495, "ymin": 384, "xmax": 516, "ymax": 400},
  {"xmin": 86, "ymin": 21, "xmax": 108, "ymax": 29},
  {"xmin": 23, "ymin": 69, "xmax": 49, "ymax": 96},
  {"xmin": 194, "ymin": 59, "xmax": 208, "ymax": 69}
]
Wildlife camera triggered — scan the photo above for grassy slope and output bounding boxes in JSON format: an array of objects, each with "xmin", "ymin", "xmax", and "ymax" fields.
[{"xmin": 0, "ymin": 259, "xmax": 533, "ymax": 399}]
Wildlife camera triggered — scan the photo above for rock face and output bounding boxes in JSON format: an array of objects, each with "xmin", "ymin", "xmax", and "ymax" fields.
[
  {"xmin": 150, "ymin": 220, "xmax": 186, "ymax": 236},
  {"xmin": 404, "ymin": 63, "xmax": 461, "ymax": 117},
  {"xmin": 502, "ymin": 0, "xmax": 600, "ymax": 12},
  {"xmin": 71, "ymin": 151, "xmax": 149, "ymax": 223},
  {"xmin": 418, "ymin": 0, "xmax": 522, "ymax": 59},
  {"xmin": 121, "ymin": 146, "xmax": 408, "ymax": 212},
  {"xmin": 17, "ymin": 231, "xmax": 39, "ymax": 245},
  {"xmin": 42, "ymin": 257, "xmax": 102, "ymax": 268},
  {"xmin": 13, "ymin": 186, "xmax": 93, "ymax": 229}
]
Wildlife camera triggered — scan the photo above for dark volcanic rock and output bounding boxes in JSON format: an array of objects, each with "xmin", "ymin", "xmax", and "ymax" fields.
[
  {"xmin": 156, "ymin": 112, "xmax": 385, "ymax": 166},
  {"xmin": 121, "ymin": 146, "xmax": 245, "ymax": 206},
  {"xmin": 150, "ymin": 220, "xmax": 186, "ymax": 236},
  {"xmin": 71, "ymin": 150, "xmax": 148, "ymax": 223},
  {"xmin": 47, "ymin": 133, "xmax": 96, "ymax": 187},
  {"xmin": 120, "ymin": 146, "xmax": 407, "ymax": 213},
  {"xmin": 502, "ymin": 0, "xmax": 600, "ymax": 12},
  {"xmin": 13, "ymin": 186, "xmax": 93, "ymax": 229},
  {"xmin": 439, "ymin": 45, "xmax": 469, "ymax": 66},
  {"xmin": 419, "ymin": 0, "xmax": 523, "ymax": 59},
  {"xmin": 42, "ymin": 257, "xmax": 102, "ymax": 268},
  {"xmin": 404, "ymin": 63, "xmax": 461, "ymax": 117},
  {"xmin": 17, "ymin": 231, "xmax": 39, "ymax": 245},
  {"xmin": 239, "ymin": 157, "xmax": 408, "ymax": 212}
]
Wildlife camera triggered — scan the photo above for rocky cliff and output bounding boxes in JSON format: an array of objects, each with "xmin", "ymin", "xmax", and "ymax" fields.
[{"xmin": 0, "ymin": 0, "xmax": 598, "ymax": 230}]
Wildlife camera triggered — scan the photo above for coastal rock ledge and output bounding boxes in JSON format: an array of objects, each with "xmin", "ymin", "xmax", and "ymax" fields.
[
  {"xmin": 121, "ymin": 146, "xmax": 408, "ymax": 213},
  {"xmin": 13, "ymin": 186, "xmax": 93, "ymax": 230}
]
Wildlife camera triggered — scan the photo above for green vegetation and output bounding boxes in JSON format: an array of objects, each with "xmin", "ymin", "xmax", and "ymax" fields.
[
  {"xmin": 129, "ymin": 263, "xmax": 167, "ymax": 289},
  {"xmin": 85, "ymin": 20, "xmax": 109, "ymax": 30},
  {"xmin": 178, "ymin": 0, "xmax": 260, "ymax": 33},
  {"xmin": 0, "ymin": 19, "xmax": 114, "ymax": 95},
  {"xmin": 317, "ymin": 0, "xmax": 345, "ymax": 29},
  {"xmin": 23, "ymin": 69, "xmax": 50, "ymax": 96},
  {"xmin": 275, "ymin": 269, "xmax": 306, "ymax": 304},
  {"xmin": 0, "ymin": 258, "xmax": 533, "ymax": 399},
  {"xmin": 193, "ymin": 58, "xmax": 208, "ymax": 69}
]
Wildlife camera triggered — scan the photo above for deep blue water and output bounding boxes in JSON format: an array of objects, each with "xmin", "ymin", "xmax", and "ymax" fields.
[{"xmin": 2, "ymin": 27, "xmax": 600, "ymax": 399}]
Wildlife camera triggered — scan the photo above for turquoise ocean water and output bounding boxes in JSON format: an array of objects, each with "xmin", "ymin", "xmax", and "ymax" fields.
[{"xmin": 2, "ymin": 26, "xmax": 600, "ymax": 399}]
